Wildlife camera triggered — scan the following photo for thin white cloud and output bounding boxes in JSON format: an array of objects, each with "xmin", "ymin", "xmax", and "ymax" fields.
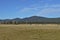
[
  {"xmin": 36, "ymin": 4, "xmax": 60, "ymax": 16},
  {"xmin": 18, "ymin": 7, "xmax": 40, "ymax": 14},
  {"xmin": 38, "ymin": 8, "xmax": 60, "ymax": 14},
  {"xmin": 19, "ymin": 4, "xmax": 60, "ymax": 12},
  {"xmin": 16, "ymin": 0, "xmax": 60, "ymax": 18},
  {"xmin": 21, "ymin": 8, "xmax": 38, "ymax": 12},
  {"xmin": 17, "ymin": 2, "xmax": 60, "ymax": 17}
]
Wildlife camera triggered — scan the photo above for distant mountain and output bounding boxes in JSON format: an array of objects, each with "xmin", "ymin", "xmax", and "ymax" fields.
[
  {"xmin": 22, "ymin": 16, "xmax": 47, "ymax": 22},
  {"xmin": 25, "ymin": 16, "xmax": 60, "ymax": 23},
  {"xmin": 11, "ymin": 18, "xmax": 22, "ymax": 21},
  {"xmin": 0, "ymin": 16, "xmax": 60, "ymax": 24}
]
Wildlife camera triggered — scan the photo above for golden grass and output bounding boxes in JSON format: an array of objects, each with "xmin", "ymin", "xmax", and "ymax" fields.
[{"xmin": 0, "ymin": 24, "xmax": 60, "ymax": 40}]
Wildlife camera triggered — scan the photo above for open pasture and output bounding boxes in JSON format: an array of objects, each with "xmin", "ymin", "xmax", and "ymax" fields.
[{"xmin": 0, "ymin": 24, "xmax": 60, "ymax": 40}]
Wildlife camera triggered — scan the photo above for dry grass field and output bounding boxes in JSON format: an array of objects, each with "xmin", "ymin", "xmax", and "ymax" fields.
[{"xmin": 0, "ymin": 24, "xmax": 60, "ymax": 40}]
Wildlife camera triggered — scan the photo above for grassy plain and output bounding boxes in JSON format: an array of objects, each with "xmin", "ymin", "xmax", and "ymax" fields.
[{"xmin": 0, "ymin": 24, "xmax": 60, "ymax": 40}]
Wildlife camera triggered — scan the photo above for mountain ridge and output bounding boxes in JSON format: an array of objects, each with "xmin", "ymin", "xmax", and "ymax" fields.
[{"xmin": 0, "ymin": 16, "xmax": 60, "ymax": 24}]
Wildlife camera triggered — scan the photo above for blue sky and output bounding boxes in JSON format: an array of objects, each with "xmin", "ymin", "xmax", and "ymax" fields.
[{"xmin": 0, "ymin": 0, "xmax": 60, "ymax": 19}]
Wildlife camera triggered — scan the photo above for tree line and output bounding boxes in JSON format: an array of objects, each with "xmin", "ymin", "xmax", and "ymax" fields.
[{"xmin": 0, "ymin": 21, "xmax": 60, "ymax": 24}]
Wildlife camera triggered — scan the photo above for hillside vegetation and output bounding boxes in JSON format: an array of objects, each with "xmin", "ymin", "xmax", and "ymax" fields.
[{"xmin": 0, "ymin": 16, "xmax": 60, "ymax": 24}]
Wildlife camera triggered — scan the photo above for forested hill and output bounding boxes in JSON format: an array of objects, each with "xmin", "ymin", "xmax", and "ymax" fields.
[{"xmin": 0, "ymin": 16, "xmax": 60, "ymax": 24}]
